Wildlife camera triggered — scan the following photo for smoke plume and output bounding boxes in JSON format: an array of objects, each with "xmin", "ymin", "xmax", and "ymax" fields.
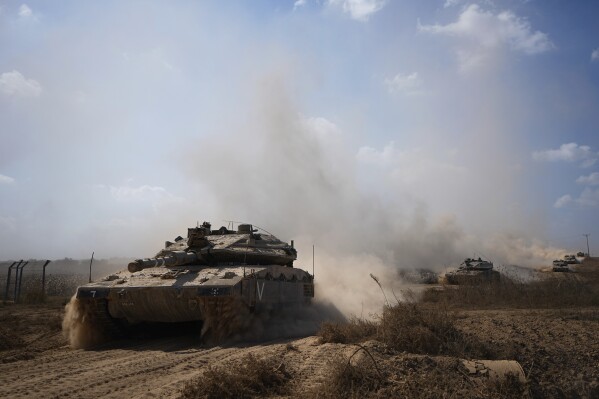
[{"xmin": 189, "ymin": 76, "xmax": 564, "ymax": 316}]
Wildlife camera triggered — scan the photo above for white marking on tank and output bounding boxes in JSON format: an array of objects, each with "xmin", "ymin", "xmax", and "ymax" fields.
[{"xmin": 257, "ymin": 281, "xmax": 265, "ymax": 301}]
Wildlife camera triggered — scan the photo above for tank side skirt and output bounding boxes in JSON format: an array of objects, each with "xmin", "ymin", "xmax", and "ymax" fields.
[{"xmin": 78, "ymin": 279, "xmax": 313, "ymax": 323}]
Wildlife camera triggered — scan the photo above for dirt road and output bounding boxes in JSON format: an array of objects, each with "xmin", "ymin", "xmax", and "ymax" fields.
[
  {"xmin": 1, "ymin": 335, "xmax": 291, "ymax": 398},
  {"xmin": 0, "ymin": 301, "xmax": 343, "ymax": 399}
]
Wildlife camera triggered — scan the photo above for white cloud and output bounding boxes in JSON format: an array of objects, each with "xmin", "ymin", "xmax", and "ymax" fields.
[
  {"xmin": 576, "ymin": 172, "xmax": 599, "ymax": 186},
  {"xmin": 18, "ymin": 4, "xmax": 32, "ymax": 18},
  {"xmin": 328, "ymin": 0, "xmax": 386, "ymax": 21},
  {"xmin": 301, "ymin": 116, "xmax": 342, "ymax": 141},
  {"xmin": 443, "ymin": 0, "xmax": 493, "ymax": 8},
  {"xmin": 554, "ymin": 188, "xmax": 599, "ymax": 208},
  {"xmin": 553, "ymin": 194, "xmax": 572, "ymax": 208},
  {"xmin": 0, "ymin": 70, "xmax": 42, "ymax": 98},
  {"xmin": 576, "ymin": 187, "xmax": 599, "ymax": 207},
  {"xmin": 532, "ymin": 143, "xmax": 598, "ymax": 168},
  {"xmin": 556, "ymin": 188, "xmax": 599, "ymax": 209},
  {"xmin": 293, "ymin": 0, "xmax": 307, "ymax": 10},
  {"xmin": 592, "ymin": 48, "xmax": 599, "ymax": 62},
  {"xmin": 444, "ymin": 0, "xmax": 461, "ymax": 8},
  {"xmin": 419, "ymin": 4, "xmax": 554, "ymax": 70},
  {"xmin": 0, "ymin": 174, "xmax": 15, "ymax": 184},
  {"xmin": 385, "ymin": 72, "xmax": 423, "ymax": 95}
]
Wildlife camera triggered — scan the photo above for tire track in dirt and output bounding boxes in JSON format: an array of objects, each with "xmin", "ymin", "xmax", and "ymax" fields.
[{"xmin": 0, "ymin": 336, "xmax": 289, "ymax": 399}]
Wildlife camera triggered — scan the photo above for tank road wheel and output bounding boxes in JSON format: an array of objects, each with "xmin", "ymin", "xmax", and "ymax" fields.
[{"xmin": 198, "ymin": 297, "xmax": 252, "ymax": 343}]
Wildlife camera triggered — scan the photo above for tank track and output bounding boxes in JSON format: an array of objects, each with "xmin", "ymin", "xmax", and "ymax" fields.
[{"xmin": 90, "ymin": 299, "xmax": 124, "ymax": 339}]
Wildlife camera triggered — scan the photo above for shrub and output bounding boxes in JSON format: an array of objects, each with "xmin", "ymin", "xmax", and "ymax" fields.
[
  {"xmin": 301, "ymin": 354, "xmax": 385, "ymax": 399},
  {"xmin": 378, "ymin": 301, "xmax": 494, "ymax": 358},
  {"xmin": 179, "ymin": 354, "xmax": 290, "ymax": 399},
  {"xmin": 319, "ymin": 316, "xmax": 377, "ymax": 344}
]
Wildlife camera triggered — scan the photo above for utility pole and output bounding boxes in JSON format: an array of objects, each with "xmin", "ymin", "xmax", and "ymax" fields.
[{"xmin": 583, "ymin": 234, "xmax": 591, "ymax": 257}]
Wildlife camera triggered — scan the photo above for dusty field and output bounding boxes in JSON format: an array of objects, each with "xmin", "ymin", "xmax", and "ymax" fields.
[{"xmin": 0, "ymin": 259, "xmax": 598, "ymax": 398}]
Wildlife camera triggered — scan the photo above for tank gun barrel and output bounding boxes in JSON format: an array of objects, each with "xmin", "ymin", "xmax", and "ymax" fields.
[{"xmin": 128, "ymin": 251, "xmax": 199, "ymax": 273}]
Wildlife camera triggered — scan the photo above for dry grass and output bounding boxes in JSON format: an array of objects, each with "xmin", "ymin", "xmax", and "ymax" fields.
[
  {"xmin": 179, "ymin": 354, "xmax": 290, "ymax": 399},
  {"xmin": 319, "ymin": 300, "xmax": 494, "ymax": 358},
  {"xmin": 488, "ymin": 372, "xmax": 530, "ymax": 398},
  {"xmin": 20, "ymin": 290, "xmax": 46, "ymax": 304},
  {"xmin": 318, "ymin": 316, "xmax": 377, "ymax": 344},
  {"xmin": 302, "ymin": 354, "xmax": 386, "ymax": 399},
  {"xmin": 423, "ymin": 273, "xmax": 599, "ymax": 309},
  {"xmin": 378, "ymin": 301, "xmax": 495, "ymax": 358},
  {"xmin": 304, "ymin": 353, "xmax": 529, "ymax": 399}
]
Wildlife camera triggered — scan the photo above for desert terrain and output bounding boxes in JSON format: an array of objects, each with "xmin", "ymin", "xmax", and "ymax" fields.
[{"xmin": 1, "ymin": 258, "xmax": 598, "ymax": 398}]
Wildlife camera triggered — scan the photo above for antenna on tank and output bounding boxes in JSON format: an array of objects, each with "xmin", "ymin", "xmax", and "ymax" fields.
[
  {"xmin": 312, "ymin": 245, "xmax": 315, "ymax": 279},
  {"xmin": 88, "ymin": 252, "xmax": 94, "ymax": 283},
  {"xmin": 243, "ymin": 226, "xmax": 252, "ymax": 277},
  {"xmin": 223, "ymin": 219, "xmax": 242, "ymax": 231}
]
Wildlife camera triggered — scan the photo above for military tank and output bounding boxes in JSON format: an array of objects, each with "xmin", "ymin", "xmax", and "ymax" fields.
[
  {"xmin": 445, "ymin": 257, "xmax": 500, "ymax": 285},
  {"xmin": 564, "ymin": 255, "xmax": 579, "ymax": 265},
  {"xmin": 552, "ymin": 259, "xmax": 570, "ymax": 272},
  {"xmin": 66, "ymin": 222, "xmax": 314, "ymax": 344}
]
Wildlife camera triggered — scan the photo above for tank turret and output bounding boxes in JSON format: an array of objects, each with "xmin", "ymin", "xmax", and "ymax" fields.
[
  {"xmin": 127, "ymin": 222, "xmax": 297, "ymax": 272},
  {"xmin": 460, "ymin": 257, "xmax": 494, "ymax": 271}
]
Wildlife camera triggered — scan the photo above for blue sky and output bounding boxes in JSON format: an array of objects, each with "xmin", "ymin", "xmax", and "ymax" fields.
[{"xmin": 0, "ymin": 0, "xmax": 598, "ymax": 267}]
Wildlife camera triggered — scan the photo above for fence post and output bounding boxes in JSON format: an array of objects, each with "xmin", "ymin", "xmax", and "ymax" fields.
[
  {"xmin": 15, "ymin": 261, "xmax": 29, "ymax": 303},
  {"xmin": 7, "ymin": 260, "xmax": 23, "ymax": 302},
  {"xmin": 41, "ymin": 260, "xmax": 51, "ymax": 299},
  {"xmin": 3, "ymin": 261, "xmax": 18, "ymax": 303}
]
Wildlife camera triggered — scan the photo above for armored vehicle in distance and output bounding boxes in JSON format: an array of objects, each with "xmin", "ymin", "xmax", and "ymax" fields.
[
  {"xmin": 69, "ymin": 222, "xmax": 314, "ymax": 343},
  {"xmin": 552, "ymin": 259, "xmax": 570, "ymax": 272},
  {"xmin": 564, "ymin": 255, "xmax": 579, "ymax": 265},
  {"xmin": 445, "ymin": 257, "xmax": 500, "ymax": 285}
]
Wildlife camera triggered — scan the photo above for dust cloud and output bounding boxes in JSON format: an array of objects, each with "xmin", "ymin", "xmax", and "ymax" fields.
[
  {"xmin": 189, "ymin": 77, "xmax": 564, "ymax": 316},
  {"xmin": 226, "ymin": 302, "xmax": 346, "ymax": 343},
  {"xmin": 62, "ymin": 295, "xmax": 106, "ymax": 349}
]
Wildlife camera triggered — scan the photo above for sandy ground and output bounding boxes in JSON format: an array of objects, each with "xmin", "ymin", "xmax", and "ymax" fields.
[
  {"xmin": 1, "ymin": 304, "xmax": 598, "ymax": 398},
  {"xmin": 1, "ymin": 259, "xmax": 598, "ymax": 398}
]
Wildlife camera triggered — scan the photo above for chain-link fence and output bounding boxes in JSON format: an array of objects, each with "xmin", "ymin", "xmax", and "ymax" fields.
[{"xmin": 1, "ymin": 258, "xmax": 127, "ymax": 303}]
